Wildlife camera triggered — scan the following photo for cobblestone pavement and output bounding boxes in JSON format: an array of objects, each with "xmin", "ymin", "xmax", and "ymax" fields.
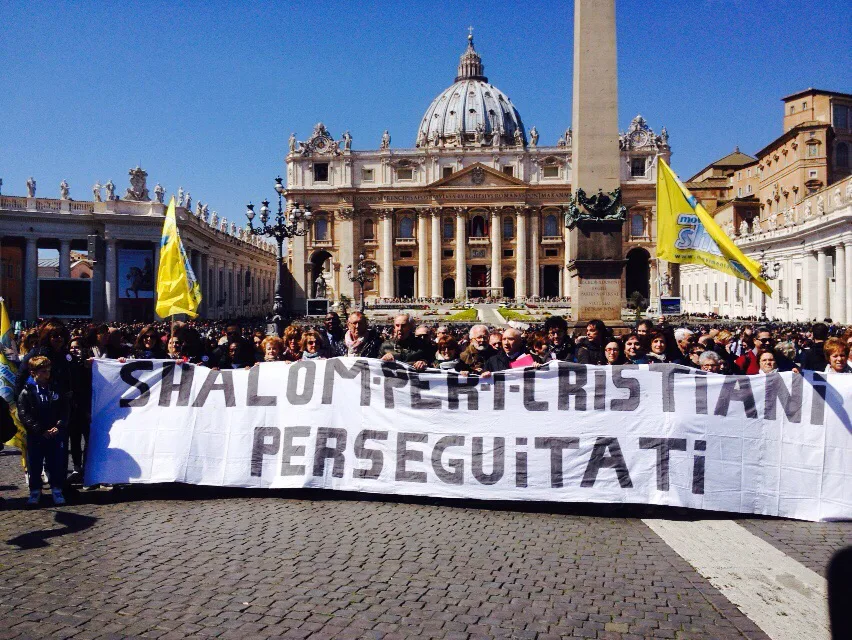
[{"xmin": 0, "ymin": 450, "xmax": 848, "ymax": 640}]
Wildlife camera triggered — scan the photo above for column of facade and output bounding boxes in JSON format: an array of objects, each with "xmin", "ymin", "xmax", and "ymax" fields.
[
  {"xmin": 199, "ymin": 254, "xmax": 208, "ymax": 317},
  {"xmin": 212, "ymin": 258, "xmax": 221, "ymax": 319},
  {"xmin": 379, "ymin": 210, "xmax": 394, "ymax": 297},
  {"xmin": 530, "ymin": 210, "xmax": 540, "ymax": 297},
  {"xmin": 835, "ymin": 243, "xmax": 847, "ymax": 324},
  {"xmin": 417, "ymin": 211, "xmax": 429, "ymax": 299},
  {"xmin": 490, "ymin": 208, "xmax": 502, "ymax": 295},
  {"xmin": 515, "ymin": 208, "xmax": 527, "ymax": 299},
  {"xmin": 336, "ymin": 209, "xmax": 355, "ymax": 301},
  {"xmin": 846, "ymin": 241, "xmax": 852, "ymax": 323},
  {"xmin": 24, "ymin": 237, "xmax": 38, "ymax": 321},
  {"xmin": 816, "ymin": 249, "xmax": 828, "ymax": 321},
  {"xmin": 455, "ymin": 209, "xmax": 467, "ymax": 299},
  {"xmin": 59, "ymin": 239, "xmax": 71, "ymax": 278},
  {"xmin": 649, "ymin": 258, "xmax": 659, "ymax": 305},
  {"xmin": 431, "ymin": 210, "xmax": 442, "ymax": 298},
  {"xmin": 290, "ymin": 233, "xmax": 307, "ymax": 306},
  {"xmin": 104, "ymin": 238, "xmax": 118, "ymax": 322}
]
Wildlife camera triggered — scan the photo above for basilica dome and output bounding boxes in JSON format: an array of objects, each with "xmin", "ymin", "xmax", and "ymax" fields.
[{"xmin": 416, "ymin": 35, "xmax": 526, "ymax": 148}]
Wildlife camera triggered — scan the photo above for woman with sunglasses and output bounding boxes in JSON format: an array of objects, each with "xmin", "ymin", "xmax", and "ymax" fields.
[
  {"xmin": 300, "ymin": 330, "xmax": 327, "ymax": 360},
  {"xmin": 131, "ymin": 326, "xmax": 167, "ymax": 359}
]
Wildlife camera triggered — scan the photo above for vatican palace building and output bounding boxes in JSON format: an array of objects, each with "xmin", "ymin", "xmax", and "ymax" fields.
[{"xmin": 283, "ymin": 35, "xmax": 671, "ymax": 309}]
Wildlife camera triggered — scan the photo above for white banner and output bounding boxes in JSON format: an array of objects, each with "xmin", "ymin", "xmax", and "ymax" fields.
[{"xmin": 86, "ymin": 359, "xmax": 852, "ymax": 522}]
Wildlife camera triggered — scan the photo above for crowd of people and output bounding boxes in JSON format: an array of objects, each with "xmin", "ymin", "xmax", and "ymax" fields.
[{"xmin": 2, "ymin": 310, "xmax": 851, "ymax": 507}]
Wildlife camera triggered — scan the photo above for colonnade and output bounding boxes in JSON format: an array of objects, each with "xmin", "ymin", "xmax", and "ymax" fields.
[
  {"xmin": 13, "ymin": 234, "xmax": 276, "ymax": 322},
  {"xmin": 367, "ymin": 206, "xmax": 549, "ymax": 299}
]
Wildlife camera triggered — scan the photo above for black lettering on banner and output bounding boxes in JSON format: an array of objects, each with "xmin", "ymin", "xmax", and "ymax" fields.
[
  {"xmin": 557, "ymin": 363, "xmax": 587, "ymax": 410},
  {"xmin": 649, "ymin": 363, "xmax": 693, "ymax": 413},
  {"xmin": 322, "ymin": 359, "xmax": 370, "ymax": 406},
  {"xmin": 250, "ymin": 426, "xmax": 281, "ymax": 477},
  {"xmin": 693, "ymin": 440, "xmax": 706, "ymax": 494},
  {"xmin": 639, "ymin": 438, "xmax": 687, "ymax": 491},
  {"xmin": 472, "ymin": 437, "xmax": 505, "ymax": 485},
  {"xmin": 694, "ymin": 371, "xmax": 708, "ymax": 415},
  {"xmin": 492, "ymin": 372, "xmax": 506, "ymax": 410},
  {"xmin": 382, "ymin": 362, "xmax": 409, "ymax": 409},
  {"xmin": 763, "ymin": 372, "xmax": 802, "ymax": 422},
  {"xmin": 515, "ymin": 437, "xmax": 528, "ymax": 488},
  {"xmin": 594, "ymin": 370, "xmax": 606, "ymax": 411},
  {"xmin": 158, "ymin": 362, "xmax": 195, "ymax": 407},
  {"xmin": 247, "ymin": 365, "xmax": 276, "ymax": 407},
  {"xmin": 714, "ymin": 376, "xmax": 758, "ymax": 419},
  {"xmin": 523, "ymin": 370, "xmax": 548, "ymax": 411},
  {"xmin": 286, "ymin": 361, "xmax": 315, "ymax": 405},
  {"xmin": 281, "ymin": 426, "xmax": 311, "ymax": 476},
  {"xmin": 534, "ymin": 437, "xmax": 579, "ymax": 488},
  {"xmin": 810, "ymin": 372, "xmax": 827, "ymax": 426},
  {"xmin": 396, "ymin": 432, "xmax": 428, "ymax": 483},
  {"xmin": 119, "ymin": 361, "xmax": 154, "ymax": 407},
  {"xmin": 353, "ymin": 430, "xmax": 388, "ymax": 479},
  {"xmin": 581, "ymin": 437, "xmax": 633, "ymax": 488},
  {"xmin": 447, "ymin": 373, "xmax": 479, "ymax": 410},
  {"xmin": 431, "ymin": 435, "xmax": 465, "ymax": 485},
  {"xmin": 610, "ymin": 365, "xmax": 640, "ymax": 412},
  {"xmin": 191, "ymin": 369, "xmax": 236, "ymax": 407},
  {"xmin": 313, "ymin": 427, "xmax": 347, "ymax": 478},
  {"xmin": 409, "ymin": 371, "xmax": 441, "ymax": 410}
]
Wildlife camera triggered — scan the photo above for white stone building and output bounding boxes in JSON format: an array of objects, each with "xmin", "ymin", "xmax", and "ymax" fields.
[
  {"xmin": 680, "ymin": 175, "xmax": 852, "ymax": 322},
  {"xmin": 0, "ymin": 168, "xmax": 277, "ymax": 322},
  {"xmin": 282, "ymin": 35, "xmax": 672, "ymax": 309}
]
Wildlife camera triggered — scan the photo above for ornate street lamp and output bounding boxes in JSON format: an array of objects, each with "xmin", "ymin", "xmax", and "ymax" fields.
[
  {"xmin": 246, "ymin": 177, "xmax": 312, "ymax": 334},
  {"xmin": 757, "ymin": 250, "xmax": 782, "ymax": 321},
  {"xmin": 346, "ymin": 252, "xmax": 378, "ymax": 311}
]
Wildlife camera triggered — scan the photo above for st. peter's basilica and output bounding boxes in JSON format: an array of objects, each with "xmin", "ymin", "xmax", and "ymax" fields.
[{"xmin": 283, "ymin": 34, "xmax": 671, "ymax": 309}]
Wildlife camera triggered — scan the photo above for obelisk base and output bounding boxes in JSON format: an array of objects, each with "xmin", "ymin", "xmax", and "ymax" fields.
[{"xmin": 566, "ymin": 223, "xmax": 626, "ymax": 327}]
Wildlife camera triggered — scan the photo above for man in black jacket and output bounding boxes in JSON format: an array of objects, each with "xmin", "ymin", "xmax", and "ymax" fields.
[
  {"xmin": 342, "ymin": 311, "xmax": 382, "ymax": 359},
  {"xmin": 799, "ymin": 323, "xmax": 829, "ymax": 371},
  {"xmin": 544, "ymin": 316, "xmax": 574, "ymax": 362},
  {"xmin": 484, "ymin": 328, "xmax": 526, "ymax": 372},
  {"xmin": 380, "ymin": 314, "xmax": 431, "ymax": 371}
]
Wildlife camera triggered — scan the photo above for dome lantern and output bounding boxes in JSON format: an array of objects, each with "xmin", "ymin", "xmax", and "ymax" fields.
[{"xmin": 455, "ymin": 31, "xmax": 486, "ymax": 82}]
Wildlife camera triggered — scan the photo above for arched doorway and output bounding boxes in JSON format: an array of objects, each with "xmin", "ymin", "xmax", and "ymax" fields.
[
  {"xmin": 443, "ymin": 277, "xmax": 455, "ymax": 300},
  {"xmin": 310, "ymin": 250, "xmax": 333, "ymax": 298},
  {"xmin": 625, "ymin": 247, "xmax": 651, "ymax": 302},
  {"xmin": 502, "ymin": 277, "xmax": 515, "ymax": 299}
]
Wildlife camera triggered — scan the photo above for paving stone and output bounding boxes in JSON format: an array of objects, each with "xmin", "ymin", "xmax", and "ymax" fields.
[{"xmin": 1, "ymin": 452, "xmax": 840, "ymax": 639}]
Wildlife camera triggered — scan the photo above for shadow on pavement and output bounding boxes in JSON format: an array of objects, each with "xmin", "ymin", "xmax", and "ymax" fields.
[
  {"xmin": 58, "ymin": 482, "xmax": 781, "ymax": 522},
  {"xmin": 6, "ymin": 510, "xmax": 98, "ymax": 549}
]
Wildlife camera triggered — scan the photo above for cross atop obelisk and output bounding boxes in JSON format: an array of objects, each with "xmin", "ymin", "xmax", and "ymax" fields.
[{"xmin": 566, "ymin": 0, "xmax": 627, "ymax": 324}]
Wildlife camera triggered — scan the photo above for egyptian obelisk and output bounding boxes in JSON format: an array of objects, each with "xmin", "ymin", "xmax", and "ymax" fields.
[{"xmin": 566, "ymin": 0, "xmax": 626, "ymax": 323}]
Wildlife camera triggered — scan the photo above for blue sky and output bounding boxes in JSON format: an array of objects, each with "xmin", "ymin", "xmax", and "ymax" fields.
[{"xmin": 1, "ymin": 0, "xmax": 849, "ymax": 225}]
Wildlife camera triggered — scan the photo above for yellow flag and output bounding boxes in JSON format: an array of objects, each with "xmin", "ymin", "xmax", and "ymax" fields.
[
  {"xmin": 156, "ymin": 197, "xmax": 202, "ymax": 318},
  {"xmin": 0, "ymin": 297, "xmax": 27, "ymax": 463},
  {"xmin": 656, "ymin": 158, "xmax": 771, "ymax": 295}
]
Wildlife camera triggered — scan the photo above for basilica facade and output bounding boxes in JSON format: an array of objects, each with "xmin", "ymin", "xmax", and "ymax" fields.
[{"xmin": 284, "ymin": 35, "xmax": 671, "ymax": 309}]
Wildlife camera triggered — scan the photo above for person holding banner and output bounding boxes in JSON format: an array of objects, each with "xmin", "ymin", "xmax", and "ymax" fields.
[
  {"xmin": 824, "ymin": 338, "xmax": 852, "ymax": 374},
  {"xmin": 484, "ymin": 328, "xmax": 526, "ymax": 372},
  {"xmin": 342, "ymin": 311, "xmax": 382, "ymax": 359},
  {"xmin": 380, "ymin": 314, "xmax": 430, "ymax": 371}
]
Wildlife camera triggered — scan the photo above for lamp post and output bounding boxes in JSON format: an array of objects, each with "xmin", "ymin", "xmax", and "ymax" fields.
[
  {"xmin": 346, "ymin": 253, "xmax": 378, "ymax": 311},
  {"xmin": 757, "ymin": 250, "xmax": 782, "ymax": 322},
  {"xmin": 246, "ymin": 177, "xmax": 312, "ymax": 334}
]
